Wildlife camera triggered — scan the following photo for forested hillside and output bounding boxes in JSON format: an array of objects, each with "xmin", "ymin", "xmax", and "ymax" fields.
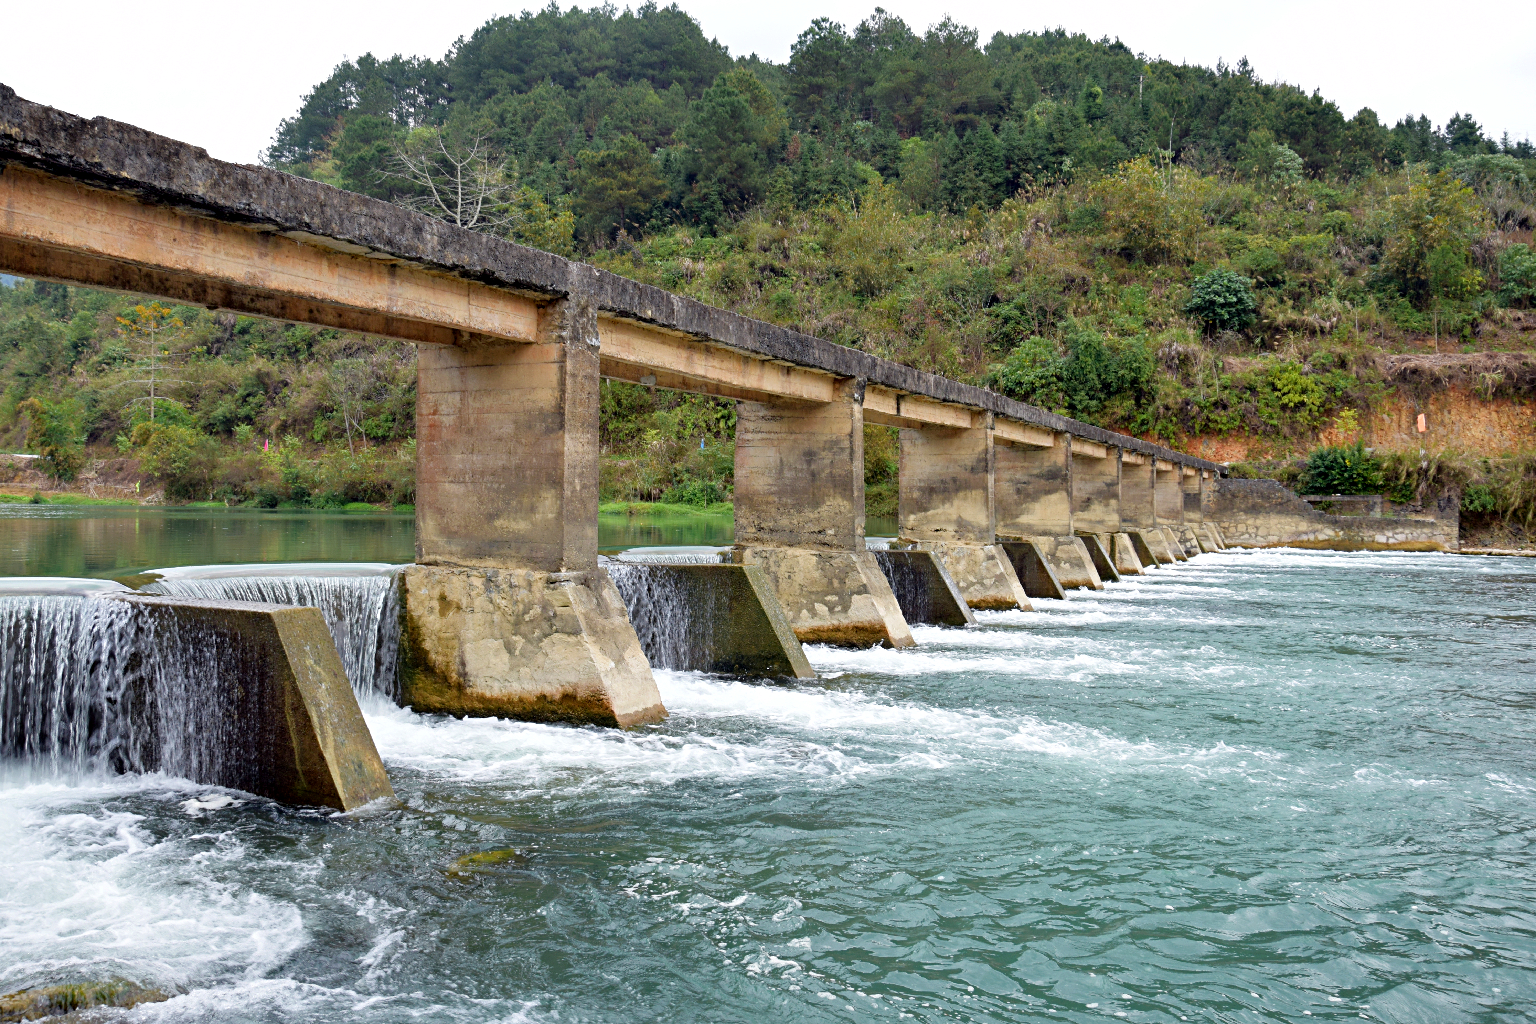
[{"xmin": 2, "ymin": 4, "xmax": 1534, "ymax": 521}]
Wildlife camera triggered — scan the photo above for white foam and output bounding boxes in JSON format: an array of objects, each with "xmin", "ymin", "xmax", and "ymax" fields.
[{"xmin": 0, "ymin": 775, "xmax": 307, "ymax": 996}]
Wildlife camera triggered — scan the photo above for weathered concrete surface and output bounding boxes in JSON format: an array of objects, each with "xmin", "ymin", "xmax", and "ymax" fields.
[
  {"xmin": 874, "ymin": 549, "xmax": 974, "ymax": 626},
  {"xmin": 1128, "ymin": 529, "xmax": 1174, "ymax": 566},
  {"xmin": 736, "ymin": 384, "xmax": 867, "ymax": 550},
  {"xmin": 416, "ymin": 298, "xmax": 598, "ymax": 571},
  {"xmin": 398, "ymin": 565, "xmax": 666, "ymax": 727},
  {"xmin": 733, "ymin": 546, "xmax": 914, "ymax": 647},
  {"xmin": 1120, "ymin": 455, "xmax": 1155, "ymax": 529},
  {"xmin": 919, "ymin": 542, "xmax": 1032, "ymax": 610},
  {"xmin": 1159, "ymin": 527, "xmax": 1190, "ymax": 561},
  {"xmin": 1010, "ymin": 535, "xmax": 1103, "ymax": 590},
  {"xmin": 1111, "ymin": 533, "xmax": 1145, "ymax": 575},
  {"xmin": 0, "ymin": 85, "xmax": 1224, "ymax": 474},
  {"xmin": 898, "ymin": 420, "xmax": 994, "ymax": 545},
  {"xmin": 1209, "ymin": 479, "xmax": 1458, "ymax": 551},
  {"xmin": 995, "ymin": 438, "xmax": 1071, "ymax": 538},
  {"xmin": 1182, "ymin": 469, "xmax": 1206, "ymax": 524},
  {"xmin": 1155, "ymin": 461, "xmax": 1184, "ymax": 529},
  {"xmin": 734, "ymin": 384, "xmax": 914, "ymax": 646},
  {"xmin": 1077, "ymin": 533, "xmax": 1122, "ymax": 583},
  {"xmin": 1071, "ymin": 444, "xmax": 1121, "ymax": 535},
  {"xmin": 112, "ymin": 596, "xmax": 394, "ymax": 811},
  {"xmin": 611, "ymin": 563, "xmax": 815, "ymax": 679},
  {"xmin": 1193, "ymin": 526, "xmax": 1218, "ymax": 553},
  {"xmin": 1202, "ymin": 524, "xmax": 1227, "ymax": 550},
  {"xmin": 1000, "ymin": 541, "xmax": 1066, "ymax": 600}
]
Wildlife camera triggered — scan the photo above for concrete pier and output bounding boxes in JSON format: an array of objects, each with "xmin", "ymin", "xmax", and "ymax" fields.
[
  {"xmin": 407, "ymin": 300, "xmax": 667, "ymax": 726},
  {"xmin": 897, "ymin": 416, "xmax": 1029, "ymax": 611},
  {"xmin": 733, "ymin": 383, "xmax": 913, "ymax": 647}
]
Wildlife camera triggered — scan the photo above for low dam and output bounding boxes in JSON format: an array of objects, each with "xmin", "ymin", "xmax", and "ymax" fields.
[{"xmin": 0, "ymin": 87, "xmax": 1517, "ymax": 1023}]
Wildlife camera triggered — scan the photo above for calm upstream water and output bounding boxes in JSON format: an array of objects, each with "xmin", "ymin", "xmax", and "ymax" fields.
[{"xmin": 1, "ymin": 509, "xmax": 1535, "ymax": 1022}]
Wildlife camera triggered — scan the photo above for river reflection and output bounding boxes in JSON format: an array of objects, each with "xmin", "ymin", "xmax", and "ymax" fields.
[{"xmin": 0, "ymin": 507, "xmax": 899, "ymax": 578}]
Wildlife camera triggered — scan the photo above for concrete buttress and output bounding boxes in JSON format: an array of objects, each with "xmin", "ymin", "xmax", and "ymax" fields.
[
  {"xmin": 733, "ymin": 380, "xmax": 913, "ymax": 647},
  {"xmin": 403, "ymin": 295, "xmax": 666, "ymax": 726}
]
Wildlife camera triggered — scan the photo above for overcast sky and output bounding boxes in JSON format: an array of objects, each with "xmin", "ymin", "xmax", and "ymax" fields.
[{"xmin": 4, "ymin": 1, "xmax": 1532, "ymax": 164}]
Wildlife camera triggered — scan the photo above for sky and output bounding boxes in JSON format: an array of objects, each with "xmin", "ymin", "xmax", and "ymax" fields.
[{"xmin": 3, "ymin": 0, "xmax": 1532, "ymax": 165}]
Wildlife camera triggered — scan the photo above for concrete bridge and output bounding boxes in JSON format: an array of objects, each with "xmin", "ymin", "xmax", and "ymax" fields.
[{"xmin": 0, "ymin": 85, "xmax": 1227, "ymax": 729}]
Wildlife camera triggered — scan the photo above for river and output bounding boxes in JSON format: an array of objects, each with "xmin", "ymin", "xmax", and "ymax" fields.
[{"xmin": 1, "ymin": 508, "xmax": 1534, "ymax": 1023}]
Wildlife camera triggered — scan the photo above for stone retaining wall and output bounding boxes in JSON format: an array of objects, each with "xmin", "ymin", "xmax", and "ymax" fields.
[{"xmin": 1208, "ymin": 479, "xmax": 1458, "ymax": 551}]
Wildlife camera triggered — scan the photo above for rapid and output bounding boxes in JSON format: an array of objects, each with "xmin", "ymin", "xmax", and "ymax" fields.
[{"xmin": 3, "ymin": 547, "xmax": 1535, "ymax": 1023}]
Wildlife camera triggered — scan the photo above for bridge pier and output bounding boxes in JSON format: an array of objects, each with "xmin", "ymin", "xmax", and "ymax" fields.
[
  {"xmin": 1154, "ymin": 461, "xmax": 1190, "ymax": 560},
  {"xmin": 399, "ymin": 299, "xmax": 666, "ymax": 727},
  {"xmin": 995, "ymin": 435, "xmax": 1102, "ymax": 591},
  {"xmin": 733, "ymin": 381, "xmax": 913, "ymax": 647},
  {"xmin": 1071, "ymin": 442, "xmax": 1122, "ymax": 582},
  {"xmin": 1121, "ymin": 453, "xmax": 1174, "ymax": 565},
  {"xmin": 897, "ymin": 415, "xmax": 1030, "ymax": 611}
]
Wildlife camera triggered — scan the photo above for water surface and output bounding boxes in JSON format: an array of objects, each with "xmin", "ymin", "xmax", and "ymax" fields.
[{"xmin": 3, "ymin": 548, "xmax": 1535, "ymax": 1023}]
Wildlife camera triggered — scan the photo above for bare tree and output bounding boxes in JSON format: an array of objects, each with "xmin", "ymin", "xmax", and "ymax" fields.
[
  {"xmin": 113, "ymin": 302, "xmax": 191, "ymax": 422},
  {"xmin": 385, "ymin": 126, "xmax": 522, "ymax": 232},
  {"xmin": 326, "ymin": 358, "xmax": 377, "ymax": 456}
]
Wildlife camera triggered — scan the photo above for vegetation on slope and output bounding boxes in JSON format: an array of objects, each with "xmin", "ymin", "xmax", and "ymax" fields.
[{"xmin": 0, "ymin": 4, "xmax": 1533, "ymax": 523}]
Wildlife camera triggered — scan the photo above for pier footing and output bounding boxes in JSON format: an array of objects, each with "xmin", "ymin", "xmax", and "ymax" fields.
[
  {"xmin": 734, "ymin": 546, "xmax": 914, "ymax": 648},
  {"xmin": 1000, "ymin": 540, "xmax": 1066, "ymax": 600},
  {"xmin": 909, "ymin": 541, "xmax": 1030, "ymax": 611},
  {"xmin": 1111, "ymin": 533, "xmax": 1145, "ymax": 575},
  {"xmin": 398, "ymin": 565, "xmax": 666, "ymax": 727}
]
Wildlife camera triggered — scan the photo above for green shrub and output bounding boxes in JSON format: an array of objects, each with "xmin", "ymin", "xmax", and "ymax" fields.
[
  {"xmin": 660, "ymin": 478, "xmax": 721, "ymax": 507},
  {"xmin": 1461, "ymin": 483, "xmax": 1496, "ymax": 513},
  {"xmin": 1185, "ymin": 268, "xmax": 1258, "ymax": 333},
  {"xmin": 1498, "ymin": 244, "xmax": 1536, "ymax": 309},
  {"xmin": 16, "ymin": 397, "xmax": 86, "ymax": 482},
  {"xmin": 1303, "ymin": 442, "xmax": 1382, "ymax": 495}
]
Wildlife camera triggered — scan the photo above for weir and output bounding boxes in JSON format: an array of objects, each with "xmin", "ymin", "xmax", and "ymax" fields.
[
  {"xmin": 137, "ymin": 564, "xmax": 402, "ymax": 700},
  {"xmin": 0, "ymin": 85, "xmax": 1228, "ymax": 733},
  {"xmin": 0, "ymin": 590, "xmax": 392, "ymax": 810},
  {"xmin": 607, "ymin": 561, "xmax": 814, "ymax": 678}
]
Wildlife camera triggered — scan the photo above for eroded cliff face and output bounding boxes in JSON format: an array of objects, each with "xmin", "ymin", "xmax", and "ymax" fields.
[{"xmin": 1186, "ymin": 387, "xmax": 1536, "ymax": 463}]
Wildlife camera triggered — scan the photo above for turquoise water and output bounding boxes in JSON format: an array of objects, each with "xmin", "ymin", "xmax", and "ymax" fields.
[{"xmin": 4, "ymin": 548, "xmax": 1536, "ymax": 1022}]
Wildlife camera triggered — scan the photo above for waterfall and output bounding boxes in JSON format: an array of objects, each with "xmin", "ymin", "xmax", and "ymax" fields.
[
  {"xmin": 607, "ymin": 562, "xmax": 725, "ymax": 672},
  {"xmin": 139, "ymin": 571, "xmax": 401, "ymax": 700},
  {"xmin": 0, "ymin": 594, "xmax": 288, "ymax": 784},
  {"xmin": 873, "ymin": 550, "xmax": 934, "ymax": 623}
]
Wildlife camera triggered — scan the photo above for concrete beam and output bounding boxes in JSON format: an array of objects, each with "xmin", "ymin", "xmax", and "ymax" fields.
[
  {"xmin": 992, "ymin": 419, "xmax": 1057, "ymax": 449},
  {"xmin": 599, "ymin": 316, "xmax": 837, "ymax": 404},
  {"xmin": 0, "ymin": 165, "xmax": 541, "ymax": 348},
  {"xmin": 863, "ymin": 387, "xmax": 978, "ymax": 429}
]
